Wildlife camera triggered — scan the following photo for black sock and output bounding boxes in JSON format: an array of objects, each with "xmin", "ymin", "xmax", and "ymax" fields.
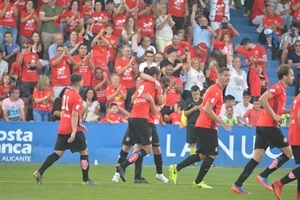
[
  {"xmin": 177, "ymin": 154, "xmax": 201, "ymax": 172},
  {"xmin": 134, "ymin": 156, "xmax": 144, "ymax": 179},
  {"xmin": 116, "ymin": 149, "xmax": 128, "ymax": 171},
  {"xmin": 281, "ymin": 166, "xmax": 300, "ymax": 185},
  {"xmin": 38, "ymin": 152, "xmax": 60, "ymax": 175},
  {"xmin": 80, "ymin": 155, "xmax": 89, "ymax": 182},
  {"xmin": 154, "ymin": 154, "xmax": 163, "ymax": 174},
  {"xmin": 195, "ymin": 156, "xmax": 214, "ymax": 184},
  {"xmin": 122, "ymin": 149, "xmax": 147, "ymax": 169},
  {"xmin": 260, "ymin": 154, "xmax": 289, "ymax": 178},
  {"xmin": 235, "ymin": 158, "xmax": 259, "ymax": 187},
  {"xmin": 298, "ymin": 177, "xmax": 300, "ymax": 194}
]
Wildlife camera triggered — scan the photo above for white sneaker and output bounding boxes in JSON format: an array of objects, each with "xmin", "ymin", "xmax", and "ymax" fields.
[
  {"xmin": 84, "ymin": 35, "xmax": 90, "ymax": 41},
  {"xmin": 112, "ymin": 172, "xmax": 120, "ymax": 183},
  {"xmin": 156, "ymin": 174, "xmax": 169, "ymax": 183},
  {"xmin": 88, "ymin": 31, "xmax": 94, "ymax": 37}
]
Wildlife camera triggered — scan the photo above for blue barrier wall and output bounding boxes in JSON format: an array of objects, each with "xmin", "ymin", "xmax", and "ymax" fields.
[{"xmin": 0, "ymin": 122, "xmax": 294, "ymax": 167}]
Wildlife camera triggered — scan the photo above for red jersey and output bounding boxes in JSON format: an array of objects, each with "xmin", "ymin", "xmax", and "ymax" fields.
[
  {"xmin": 245, "ymin": 45, "xmax": 267, "ymax": 72},
  {"xmin": 195, "ymin": 84, "xmax": 223, "ymax": 130},
  {"xmin": 103, "ymin": 112, "xmax": 125, "ymax": 123},
  {"xmin": 262, "ymin": 14, "xmax": 284, "ymax": 36},
  {"xmin": 72, "ymin": 55, "xmax": 93, "ymax": 87},
  {"xmin": 91, "ymin": 78, "xmax": 107, "ymax": 103},
  {"xmin": 138, "ymin": 14, "xmax": 155, "ymax": 38},
  {"xmin": 148, "ymin": 104, "xmax": 164, "ymax": 124},
  {"xmin": 243, "ymin": 108, "xmax": 264, "ymax": 126},
  {"xmin": 19, "ymin": 11, "xmax": 38, "ymax": 37},
  {"xmin": 0, "ymin": 3, "xmax": 17, "ymax": 27},
  {"xmin": 65, "ymin": 11, "xmax": 83, "ymax": 33},
  {"xmin": 58, "ymin": 89, "xmax": 83, "ymax": 134},
  {"xmin": 113, "ymin": 13, "xmax": 127, "ymax": 37},
  {"xmin": 168, "ymin": 0, "xmax": 186, "ymax": 17},
  {"xmin": 190, "ymin": 49, "xmax": 207, "ymax": 63},
  {"xmin": 163, "ymin": 45, "xmax": 178, "ymax": 55},
  {"xmin": 92, "ymin": 11, "xmax": 109, "ymax": 34},
  {"xmin": 167, "ymin": 112, "xmax": 181, "ymax": 124},
  {"xmin": 10, "ymin": 62, "xmax": 20, "ymax": 77},
  {"xmin": 291, "ymin": 0, "xmax": 300, "ymax": 18},
  {"xmin": 165, "ymin": 76, "xmax": 182, "ymax": 107},
  {"xmin": 256, "ymin": 82, "xmax": 286, "ymax": 127},
  {"xmin": 82, "ymin": 5, "xmax": 93, "ymax": 17},
  {"xmin": 214, "ymin": 0, "xmax": 226, "ymax": 22},
  {"xmin": 15, "ymin": 0, "xmax": 26, "ymax": 11},
  {"xmin": 130, "ymin": 80, "xmax": 157, "ymax": 119},
  {"xmin": 0, "ymin": 84, "xmax": 13, "ymax": 97},
  {"xmin": 50, "ymin": 56, "xmax": 71, "ymax": 86},
  {"xmin": 125, "ymin": 0, "xmax": 139, "ymax": 19},
  {"xmin": 17, "ymin": 52, "xmax": 39, "ymax": 82},
  {"xmin": 215, "ymin": 28, "xmax": 235, "ymax": 41},
  {"xmin": 105, "ymin": 85, "xmax": 127, "ymax": 109},
  {"xmin": 92, "ymin": 45, "xmax": 109, "ymax": 68},
  {"xmin": 114, "ymin": 57, "xmax": 137, "ymax": 88},
  {"xmin": 104, "ymin": 34, "xmax": 118, "ymax": 61},
  {"xmin": 251, "ymin": 0, "xmax": 266, "ymax": 20},
  {"xmin": 56, "ymin": 0, "xmax": 71, "ymax": 10},
  {"xmin": 289, "ymin": 94, "xmax": 300, "ymax": 145},
  {"xmin": 32, "ymin": 87, "xmax": 54, "ymax": 111}
]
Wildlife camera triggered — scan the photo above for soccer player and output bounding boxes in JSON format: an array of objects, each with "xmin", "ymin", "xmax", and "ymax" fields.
[
  {"xmin": 115, "ymin": 67, "xmax": 163, "ymax": 182},
  {"xmin": 33, "ymin": 74, "xmax": 98, "ymax": 185},
  {"xmin": 169, "ymin": 67, "xmax": 232, "ymax": 188},
  {"xmin": 231, "ymin": 64, "xmax": 294, "ymax": 194},
  {"xmin": 272, "ymin": 93, "xmax": 300, "ymax": 200}
]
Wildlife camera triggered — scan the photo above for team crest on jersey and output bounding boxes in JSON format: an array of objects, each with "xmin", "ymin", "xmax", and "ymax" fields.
[
  {"xmin": 283, "ymin": 137, "xmax": 287, "ymax": 143},
  {"xmin": 76, "ymin": 104, "xmax": 80, "ymax": 110},
  {"xmin": 210, "ymin": 98, "xmax": 215, "ymax": 104},
  {"xmin": 269, "ymin": 89, "xmax": 275, "ymax": 93}
]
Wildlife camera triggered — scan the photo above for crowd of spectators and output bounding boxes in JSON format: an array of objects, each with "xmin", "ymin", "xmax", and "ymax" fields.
[{"xmin": 0, "ymin": 0, "xmax": 297, "ymax": 127}]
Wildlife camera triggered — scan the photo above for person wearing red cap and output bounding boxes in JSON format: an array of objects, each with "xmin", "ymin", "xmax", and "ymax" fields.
[{"xmin": 189, "ymin": 43, "xmax": 208, "ymax": 70}]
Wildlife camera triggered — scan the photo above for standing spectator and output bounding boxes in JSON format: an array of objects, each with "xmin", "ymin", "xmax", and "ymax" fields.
[
  {"xmin": 154, "ymin": 52, "xmax": 164, "ymax": 66},
  {"xmin": 215, "ymin": 16, "xmax": 240, "ymax": 42},
  {"xmin": 205, "ymin": 57, "xmax": 219, "ymax": 87},
  {"xmin": 64, "ymin": 30, "xmax": 81, "ymax": 56},
  {"xmin": 2, "ymin": 31, "xmax": 20, "ymax": 69},
  {"xmin": 161, "ymin": 64, "xmax": 183, "ymax": 117},
  {"xmin": 276, "ymin": 0, "xmax": 293, "ymax": 30},
  {"xmin": 82, "ymin": 87, "xmax": 100, "ymax": 122},
  {"xmin": 39, "ymin": 0, "xmax": 63, "ymax": 60},
  {"xmin": 249, "ymin": 63, "xmax": 269, "ymax": 99},
  {"xmin": 105, "ymin": 73, "xmax": 127, "ymax": 109},
  {"xmin": 82, "ymin": 0, "xmax": 94, "ymax": 41},
  {"xmin": 209, "ymin": 0, "xmax": 230, "ymax": 31},
  {"xmin": 32, "ymin": 75, "xmax": 54, "ymax": 122},
  {"xmin": 235, "ymin": 91, "xmax": 253, "ymax": 125},
  {"xmin": 0, "ymin": 0, "xmax": 18, "ymax": 44},
  {"xmin": 136, "ymin": 36, "xmax": 156, "ymax": 62},
  {"xmin": 103, "ymin": 23, "xmax": 119, "ymax": 74},
  {"xmin": 251, "ymin": 0, "xmax": 266, "ymax": 33},
  {"xmin": 155, "ymin": 3, "xmax": 174, "ymax": 53},
  {"xmin": 241, "ymin": 98, "xmax": 263, "ymax": 128},
  {"xmin": 19, "ymin": 0, "xmax": 39, "ymax": 45},
  {"xmin": 48, "ymin": 33, "xmax": 64, "ymax": 60},
  {"xmin": 8, "ymin": 61, "xmax": 20, "ymax": 84},
  {"xmin": 139, "ymin": 50, "xmax": 158, "ymax": 73},
  {"xmin": 91, "ymin": 1, "xmax": 109, "ymax": 39},
  {"xmin": 168, "ymin": 0, "xmax": 187, "ymax": 36},
  {"xmin": 17, "ymin": 38, "xmax": 42, "ymax": 120},
  {"xmin": 222, "ymin": 106, "xmax": 238, "ymax": 126},
  {"xmin": 287, "ymin": 40, "xmax": 300, "ymax": 94},
  {"xmin": 65, "ymin": 0, "xmax": 84, "ymax": 36},
  {"xmin": 114, "ymin": 45, "xmax": 138, "ymax": 111},
  {"xmin": 190, "ymin": 42, "xmax": 208, "ymax": 70},
  {"xmin": 225, "ymin": 55, "xmax": 248, "ymax": 103},
  {"xmin": 2, "ymin": 87, "xmax": 25, "ymax": 121},
  {"xmin": 73, "ymin": 44, "xmax": 95, "ymax": 92},
  {"xmin": 122, "ymin": 16, "xmax": 141, "ymax": 55},
  {"xmin": 290, "ymin": 0, "xmax": 300, "ymax": 22},
  {"xmin": 164, "ymin": 101, "xmax": 183, "ymax": 124},
  {"xmin": 0, "ymin": 49, "xmax": 8, "ymax": 81},
  {"xmin": 113, "ymin": 2, "xmax": 130, "ymax": 46},
  {"xmin": 0, "ymin": 74, "xmax": 13, "ymax": 101},
  {"xmin": 51, "ymin": 45, "xmax": 76, "ymax": 98},
  {"xmin": 137, "ymin": 4, "xmax": 156, "ymax": 44},
  {"xmin": 92, "ymin": 68, "xmax": 111, "ymax": 114}
]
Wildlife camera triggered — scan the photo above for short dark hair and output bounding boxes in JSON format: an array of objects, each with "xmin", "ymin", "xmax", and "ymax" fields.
[
  {"xmin": 191, "ymin": 85, "xmax": 200, "ymax": 92},
  {"xmin": 9, "ymin": 87, "xmax": 19, "ymax": 95},
  {"xmin": 70, "ymin": 73, "xmax": 82, "ymax": 85},
  {"xmin": 147, "ymin": 67, "xmax": 160, "ymax": 77},
  {"xmin": 224, "ymin": 95, "xmax": 235, "ymax": 102},
  {"xmin": 4, "ymin": 31, "xmax": 12, "ymax": 38},
  {"xmin": 144, "ymin": 50, "xmax": 154, "ymax": 56},
  {"xmin": 175, "ymin": 101, "xmax": 184, "ymax": 110},
  {"xmin": 243, "ymin": 90, "xmax": 251, "ymax": 97},
  {"xmin": 106, "ymin": 0, "xmax": 114, "ymax": 4},
  {"xmin": 160, "ymin": 76, "xmax": 170, "ymax": 87},
  {"xmin": 276, "ymin": 64, "xmax": 291, "ymax": 80},
  {"xmin": 109, "ymin": 103, "xmax": 118, "ymax": 108},
  {"xmin": 0, "ymin": 49, "xmax": 3, "ymax": 55},
  {"xmin": 218, "ymin": 67, "xmax": 230, "ymax": 75},
  {"xmin": 240, "ymin": 38, "xmax": 251, "ymax": 46}
]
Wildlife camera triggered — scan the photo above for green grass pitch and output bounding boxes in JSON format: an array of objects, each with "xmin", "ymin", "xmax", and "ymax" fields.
[{"xmin": 0, "ymin": 164, "xmax": 296, "ymax": 200}]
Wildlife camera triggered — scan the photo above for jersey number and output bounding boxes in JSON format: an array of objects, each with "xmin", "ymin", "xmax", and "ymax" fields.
[
  {"xmin": 137, "ymin": 85, "xmax": 145, "ymax": 97},
  {"xmin": 62, "ymin": 95, "xmax": 70, "ymax": 111}
]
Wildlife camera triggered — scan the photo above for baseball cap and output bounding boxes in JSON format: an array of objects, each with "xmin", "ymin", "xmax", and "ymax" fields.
[
  {"xmin": 167, "ymin": 47, "xmax": 177, "ymax": 55},
  {"xmin": 197, "ymin": 42, "xmax": 208, "ymax": 52}
]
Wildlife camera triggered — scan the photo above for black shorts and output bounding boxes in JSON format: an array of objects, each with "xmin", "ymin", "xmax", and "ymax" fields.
[
  {"xmin": 195, "ymin": 127, "xmax": 218, "ymax": 156},
  {"xmin": 150, "ymin": 123, "xmax": 160, "ymax": 147},
  {"xmin": 186, "ymin": 124, "xmax": 197, "ymax": 144},
  {"xmin": 54, "ymin": 131, "xmax": 87, "ymax": 153},
  {"xmin": 126, "ymin": 118, "xmax": 152, "ymax": 146},
  {"xmin": 255, "ymin": 127, "xmax": 289, "ymax": 150},
  {"xmin": 292, "ymin": 146, "xmax": 300, "ymax": 164},
  {"xmin": 20, "ymin": 81, "xmax": 37, "ymax": 97},
  {"xmin": 172, "ymin": 16, "xmax": 185, "ymax": 30},
  {"xmin": 122, "ymin": 127, "xmax": 134, "ymax": 147}
]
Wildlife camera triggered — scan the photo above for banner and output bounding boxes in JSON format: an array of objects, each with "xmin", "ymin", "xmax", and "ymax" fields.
[{"xmin": 0, "ymin": 122, "xmax": 294, "ymax": 167}]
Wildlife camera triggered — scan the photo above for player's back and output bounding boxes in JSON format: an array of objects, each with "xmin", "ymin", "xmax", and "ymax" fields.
[
  {"xmin": 288, "ymin": 94, "xmax": 300, "ymax": 145},
  {"xmin": 58, "ymin": 89, "xmax": 83, "ymax": 134}
]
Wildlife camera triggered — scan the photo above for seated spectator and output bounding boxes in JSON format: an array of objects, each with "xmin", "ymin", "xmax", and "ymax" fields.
[
  {"xmin": 219, "ymin": 94, "xmax": 236, "ymax": 119},
  {"xmin": 163, "ymin": 101, "xmax": 183, "ymax": 125},
  {"xmin": 8, "ymin": 62, "xmax": 19, "ymax": 84},
  {"xmin": 205, "ymin": 57, "xmax": 219, "ymax": 87},
  {"xmin": 137, "ymin": 4, "xmax": 157, "ymax": 45},
  {"xmin": 137, "ymin": 36, "xmax": 157, "ymax": 63},
  {"xmin": 190, "ymin": 42, "xmax": 208, "ymax": 70},
  {"xmin": 215, "ymin": 16, "xmax": 240, "ymax": 42},
  {"xmin": 225, "ymin": 54, "xmax": 248, "ymax": 103},
  {"xmin": 213, "ymin": 33, "xmax": 234, "ymax": 56},
  {"xmin": 32, "ymin": 75, "xmax": 54, "ymax": 122},
  {"xmin": 222, "ymin": 106, "xmax": 238, "ymax": 126},
  {"xmin": 0, "ymin": 49, "xmax": 8, "ymax": 81},
  {"xmin": 65, "ymin": 0, "xmax": 84, "ymax": 37},
  {"xmin": 19, "ymin": 0, "xmax": 39, "ymax": 45},
  {"xmin": 48, "ymin": 33, "xmax": 64, "ymax": 60},
  {"xmin": 163, "ymin": 34, "xmax": 181, "ymax": 56},
  {"xmin": 112, "ymin": 2, "xmax": 130, "ymax": 47},
  {"xmin": 235, "ymin": 91, "xmax": 253, "ymax": 125},
  {"xmin": 2, "ymin": 31, "xmax": 20, "ymax": 68},
  {"xmin": 249, "ymin": 63, "xmax": 269, "ymax": 99},
  {"xmin": 0, "ymin": 74, "xmax": 13, "ymax": 101},
  {"xmin": 276, "ymin": 0, "xmax": 293, "ymax": 30},
  {"xmin": 242, "ymin": 98, "xmax": 263, "ymax": 128},
  {"xmin": 262, "ymin": 4, "xmax": 285, "ymax": 50},
  {"xmin": 154, "ymin": 52, "xmax": 164, "ymax": 67},
  {"xmin": 287, "ymin": 40, "xmax": 300, "ymax": 94},
  {"xmin": 82, "ymin": 0, "xmax": 94, "ymax": 40},
  {"xmin": 82, "ymin": 87, "xmax": 100, "ymax": 122},
  {"xmin": 122, "ymin": 16, "xmax": 141, "ymax": 55},
  {"xmin": 92, "ymin": 1, "xmax": 109, "ymax": 40},
  {"xmin": 50, "ymin": 87, "xmax": 69, "ymax": 121},
  {"xmin": 105, "ymin": 74, "xmax": 127, "ymax": 109},
  {"xmin": 160, "ymin": 47, "xmax": 183, "ymax": 77},
  {"xmin": 155, "ymin": 3, "xmax": 174, "ymax": 53},
  {"xmin": 0, "ymin": 0, "xmax": 18, "ymax": 44},
  {"xmin": 168, "ymin": 0, "xmax": 186, "ymax": 37},
  {"xmin": 139, "ymin": 50, "xmax": 158, "ymax": 73},
  {"xmin": 251, "ymin": 0, "xmax": 266, "ymax": 33},
  {"xmin": 1, "ymin": 88, "xmax": 25, "ymax": 121},
  {"xmin": 31, "ymin": 31, "xmax": 50, "ymax": 76},
  {"xmin": 100, "ymin": 103, "xmax": 129, "ymax": 124},
  {"xmin": 64, "ymin": 30, "xmax": 81, "ymax": 56},
  {"xmin": 290, "ymin": 0, "xmax": 300, "ymax": 23}
]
